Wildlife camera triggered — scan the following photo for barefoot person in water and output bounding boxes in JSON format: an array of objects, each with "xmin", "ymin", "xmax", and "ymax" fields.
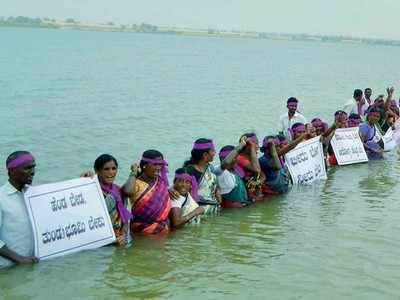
[{"xmin": 0, "ymin": 151, "xmax": 39, "ymax": 268}]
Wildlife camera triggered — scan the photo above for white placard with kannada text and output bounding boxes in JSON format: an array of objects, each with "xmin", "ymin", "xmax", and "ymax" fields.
[
  {"xmin": 284, "ymin": 136, "xmax": 327, "ymax": 185},
  {"xmin": 24, "ymin": 176, "xmax": 116, "ymax": 260},
  {"xmin": 330, "ymin": 127, "xmax": 369, "ymax": 165}
]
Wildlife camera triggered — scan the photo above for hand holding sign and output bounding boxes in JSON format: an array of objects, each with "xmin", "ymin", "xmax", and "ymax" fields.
[{"xmin": 24, "ymin": 176, "xmax": 116, "ymax": 260}]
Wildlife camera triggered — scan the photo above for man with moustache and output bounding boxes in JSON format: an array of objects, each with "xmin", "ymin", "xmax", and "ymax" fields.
[
  {"xmin": 0, "ymin": 151, "xmax": 38, "ymax": 268},
  {"xmin": 278, "ymin": 97, "xmax": 307, "ymax": 140}
]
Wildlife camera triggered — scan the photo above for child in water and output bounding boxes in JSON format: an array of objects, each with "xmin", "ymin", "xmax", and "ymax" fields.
[{"xmin": 170, "ymin": 168, "xmax": 205, "ymax": 228}]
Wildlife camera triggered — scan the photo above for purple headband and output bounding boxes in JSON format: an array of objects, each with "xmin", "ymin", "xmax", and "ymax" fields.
[
  {"xmin": 248, "ymin": 135, "xmax": 259, "ymax": 145},
  {"xmin": 262, "ymin": 137, "xmax": 279, "ymax": 148},
  {"xmin": 6, "ymin": 154, "xmax": 35, "ymax": 170},
  {"xmin": 219, "ymin": 149, "xmax": 233, "ymax": 159},
  {"xmin": 174, "ymin": 173, "xmax": 199, "ymax": 201},
  {"xmin": 311, "ymin": 119, "xmax": 328, "ymax": 131},
  {"xmin": 141, "ymin": 157, "xmax": 169, "ymax": 186},
  {"xmin": 292, "ymin": 124, "xmax": 306, "ymax": 134},
  {"xmin": 193, "ymin": 141, "xmax": 215, "ymax": 150},
  {"xmin": 347, "ymin": 119, "xmax": 362, "ymax": 128}
]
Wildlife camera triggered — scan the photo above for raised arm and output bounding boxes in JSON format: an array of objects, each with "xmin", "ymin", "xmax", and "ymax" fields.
[
  {"xmin": 122, "ymin": 163, "xmax": 140, "ymax": 197},
  {"xmin": 277, "ymin": 133, "xmax": 306, "ymax": 156},
  {"xmin": 220, "ymin": 137, "xmax": 247, "ymax": 170}
]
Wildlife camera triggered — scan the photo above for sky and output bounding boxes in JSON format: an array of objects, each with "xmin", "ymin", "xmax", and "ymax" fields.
[{"xmin": 1, "ymin": 0, "xmax": 399, "ymax": 40}]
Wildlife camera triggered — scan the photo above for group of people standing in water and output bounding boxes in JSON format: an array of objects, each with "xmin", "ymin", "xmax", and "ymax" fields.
[{"xmin": 0, "ymin": 86, "xmax": 398, "ymax": 267}]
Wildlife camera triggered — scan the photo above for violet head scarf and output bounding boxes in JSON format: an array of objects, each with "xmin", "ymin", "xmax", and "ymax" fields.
[
  {"xmin": 141, "ymin": 157, "xmax": 169, "ymax": 186},
  {"xmin": 100, "ymin": 182, "xmax": 132, "ymax": 225},
  {"xmin": 192, "ymin": 140, "xmax": 215, "ymax": 150},
  {"xmin": 174, "ymin": 172, "xmax": 199, "ymax": 201},
  {"xmin": 6, "ymin": 153, "xmax": 35, "ymax": 170}
]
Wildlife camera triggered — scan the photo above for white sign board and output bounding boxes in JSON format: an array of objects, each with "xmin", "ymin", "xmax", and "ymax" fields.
[
  {"xmin": 330, "ymin": 127, "xmax": 368, "ymax": 165},
  {"xmin": 284, "ymin": 136, "xmax": 327, "ymax": 185},
  {"xmin": 25, "ymin": 177, "xmax": 116, "ymax": 260},
  {"xmin": 382, "ymin": 121, "xmax": 400, "ymax": 151},
  {"xmin": 382, "ymin": 128, "xmax": 396, "ymax": 151}
]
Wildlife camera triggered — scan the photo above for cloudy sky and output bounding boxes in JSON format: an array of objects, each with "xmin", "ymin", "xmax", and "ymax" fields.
[{"xmin": 1, "ymin": 0, "xmax": 399, "ymax": 39}]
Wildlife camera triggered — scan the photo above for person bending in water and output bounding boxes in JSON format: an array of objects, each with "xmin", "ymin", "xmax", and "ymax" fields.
[
  {"xmin": 81, "ymin": 154, "xmax": 134, "ymax": 245},
  {"xmin": 170, "ymin": 168, "xmax": 205, "ymax": 228},
  {"xmin": 0, "ymin": 151, "xmax": 38, "ymax": 268},
  {"xmin": 123, "ymin": 150, "xmax": 171, "ymax": 235}
]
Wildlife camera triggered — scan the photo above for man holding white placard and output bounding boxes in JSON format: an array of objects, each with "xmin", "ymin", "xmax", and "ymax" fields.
[{"xmin": 0, "ymin": 151, "xmax": 38, "ymax": 268}]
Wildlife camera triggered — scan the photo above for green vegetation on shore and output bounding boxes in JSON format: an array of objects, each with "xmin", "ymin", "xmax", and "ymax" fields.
[{"xmin": 1, "ymin": 16, "xmax": 400, "ymax": 47}]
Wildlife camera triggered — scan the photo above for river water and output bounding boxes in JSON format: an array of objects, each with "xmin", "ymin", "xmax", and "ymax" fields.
[{"xmin": 1, "ymin": 27, "xmax": 400, "ymax": 299}]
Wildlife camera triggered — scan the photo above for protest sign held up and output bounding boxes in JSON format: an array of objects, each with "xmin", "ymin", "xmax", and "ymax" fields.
[
  {"xmin": 330, "ymin": 127, "xmax": 368, "ymax": 165},
  {"xmin": 24, "ymin": 176, "xmax": 116, "ymax": 260},
  {"xmin": 285, "ymin": 136, "xmax": 327, "ymax": 185},
  {"xmin": 382, "ymin": 120, "xmax": 400, "ymax": 151}
]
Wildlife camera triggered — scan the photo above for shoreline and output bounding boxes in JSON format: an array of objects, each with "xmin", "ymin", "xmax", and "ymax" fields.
[{"xmin": 1, "ymin": 17, "xmax": 400, "ymax": 47}]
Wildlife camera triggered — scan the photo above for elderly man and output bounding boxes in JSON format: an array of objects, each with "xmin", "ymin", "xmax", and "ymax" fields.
[
  {"xmin": 0, "ymin": 151, "xmax": 38, "ymax": 268},
  {"xmin": 278, "ymin": 97, "xmax": 307, "ymax": 140}
]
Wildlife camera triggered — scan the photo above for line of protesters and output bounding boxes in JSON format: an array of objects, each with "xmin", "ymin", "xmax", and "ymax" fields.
[{"xmin": 0, "ymin": 86, "xmax": 397, "ymax": 268}]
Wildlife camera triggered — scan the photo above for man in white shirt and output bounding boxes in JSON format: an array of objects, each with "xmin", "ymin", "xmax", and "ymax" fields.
[
  {"xmin": 364, "ymin": 88, "xmax": 373, "ymax": 106},
  {"xmin": 343, "ymin": 89, "xmax": 369, "ymax": 116},
  {"xmin": 0, "ymin": 151, "xmax": 38, "ymax": 268},
  {"xmin": 279, "ymin": 97, "xmax": 307, "ymax": 140}
]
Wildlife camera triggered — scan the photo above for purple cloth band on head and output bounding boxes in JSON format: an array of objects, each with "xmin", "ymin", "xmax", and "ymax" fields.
[
  {"xmin": 249, "ymin": 135, "xmax": 259, "ymax": 145},
  {"xmin": 311, "ymin": 118, "xmax": 322, "ymax": 126},
  {"xmin": 174, "ymin": 173, "xmax": 199, "ymax": 201},
  {"xmin": 219, "ymin": 150, "xmax": 233, "ymax": 159},
  {"xmin": 193, "ymin": 142, "xmax": 215, "ymax": 150},
  {"xmin": 292, "ymin": 125, "xmax": 306, "ymax": 134},
  {"xmin": 6, "ymin": 154, "xmax": 35, "ymax": 170},
  {"xmin": 100, "ymin": 183, "xmax": 132, "ymax": 224},
  {"xmin": 262, "ymin": 138, "xmax": 279, "ymax": 148},
  {"xmin": 347, "ymin": 119, "xmax": 361, "ymax": 128},
  {"xmin": 141, "ymin": 158, "xmax": 167, "ymax": 165},
  {"xmin": 141, "ymin": 157, "xmax": 169, "ymax": 186},
  {"xmin": 312, "ymin": 119, "xmax": 328, "ymax": 131}
]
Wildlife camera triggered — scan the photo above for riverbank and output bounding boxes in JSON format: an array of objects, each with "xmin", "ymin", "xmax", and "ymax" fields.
[{"xmin": 2, "ymin": 16, "xmax": 400, "ymax": 47}]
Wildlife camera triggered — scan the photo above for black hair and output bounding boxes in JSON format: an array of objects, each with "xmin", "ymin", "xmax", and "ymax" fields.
[
  {"xmin": 6, "ymin": 151, "xmax": 32, "ymax": 175},
  {"xmin": 353, "ymin": 89, "xmax": 363, "ymax": 98},
  {"xmin": 276, "ymin": 134, "xmax": 286, "ymax": 142},
  {"xmin": 287, "ymin": 97, "xmax": 298, "ymax": 104},
  {"xmin": 239, "ymin": 132, "xmax": 257, "ymax": 142},
  {"xmin": 94, "ymin": 154, "xmax": 118, "ymax": 171},
  {"xmin": 6, "ymin": 151, "xmax": 31, "ymax": 167},
  {"xmin": 334, "ymin": 110, "xmax": 347, "ymax": 116},
  {"xmin": 140, "ymin": 149, "xmax": 164, "ymax": 169},
  {"xmin": 291, "ymin": 122, "xmax": 304, "ymax": 130},
  {"xmin": 365, "ymin": 88, "xmax": 372, "ymax": 92},
  {"xmin": 183, "ymin": 138, "xmax": 213, "ymax": 167},
  {"xmin": 219, "ymin": 145, "xmax": 235, "ymax": 160},
  {"xmin": 348, "ymin": 113, "xmax": 361, "ymax": 120},
  {"xmin": 220, "ymin": 145, "xmax": 235, "ymax": 153},
  {"xmin": 367, "ymin": 107, "xmax": 380, "ymax": 114},
  {"xmin": 173, "ymin": 167, "xmax": 187, "ymax": 183},
  {"xmin": 260, "ymin": 136, "xmax": 275, "ymax": 153}
]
